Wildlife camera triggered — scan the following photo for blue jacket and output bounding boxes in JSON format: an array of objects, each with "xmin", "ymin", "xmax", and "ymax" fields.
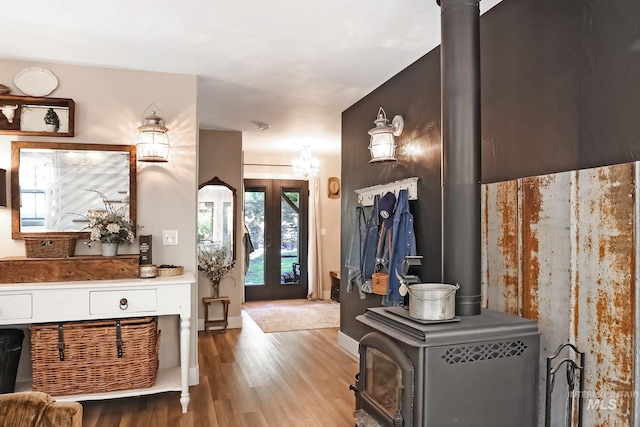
[{"xmin": 384, "ymin": 189, "xmax": 417, "ymax": 305}]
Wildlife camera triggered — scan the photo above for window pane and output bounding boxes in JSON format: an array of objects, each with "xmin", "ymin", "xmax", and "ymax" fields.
[
  {"xmin": 280, "ymin": 190, "xmax": 300, "ymax": 285},
  {"xmin": 244, "ymin": 189, "xmax": 265, "ymax": 286}
]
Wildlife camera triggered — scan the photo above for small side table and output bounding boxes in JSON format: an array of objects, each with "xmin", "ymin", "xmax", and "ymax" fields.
[{"xmin": 202, "ymin": 296, "xmax": 230, "ymax": 333}]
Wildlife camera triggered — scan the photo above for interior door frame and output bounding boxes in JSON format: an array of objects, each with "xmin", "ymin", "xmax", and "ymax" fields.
[{"xmin": 244, "ymin": 179, "xmax": 309, "ymax": 301}]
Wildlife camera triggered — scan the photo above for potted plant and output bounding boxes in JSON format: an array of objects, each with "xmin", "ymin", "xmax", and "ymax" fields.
[
  {"xmin": 80, "ymin": 190, "xmax": 135, "ymax": 256},
  {"xmin": 44, "ymin": 108, "xmax": 60, "ymax": 132},
  {"xmin": 198, "ymin": 246, "xmax": 234, "ymax": 298}
]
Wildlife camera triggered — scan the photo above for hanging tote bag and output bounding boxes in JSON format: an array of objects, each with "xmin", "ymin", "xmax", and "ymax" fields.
[{"xmin": 372, "ymin": 223, "xmax": 391, "ymax": 295}]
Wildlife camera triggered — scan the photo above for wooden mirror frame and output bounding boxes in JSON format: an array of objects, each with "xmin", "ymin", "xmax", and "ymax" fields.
[
  {"xmin": 11, "ymin": 141, "xmax": 137, "ymax": 239},
  {"xmin": 198, "ymin": 176, "xmax": 237, "ymax": 261}
]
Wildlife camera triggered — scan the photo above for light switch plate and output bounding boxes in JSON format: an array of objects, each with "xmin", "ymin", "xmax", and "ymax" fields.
[{"xmin": 162, "ymin": 230, "xmax": 178, "ymax": 245}]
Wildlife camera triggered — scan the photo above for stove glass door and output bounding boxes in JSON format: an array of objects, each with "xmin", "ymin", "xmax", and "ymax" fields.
[{"xmin": 365, "ymin": 346, "xmax": 402, "ymax": 417}]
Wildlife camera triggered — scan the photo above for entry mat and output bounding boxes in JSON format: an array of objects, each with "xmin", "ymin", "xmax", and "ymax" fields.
[{"xmin": 383, "ymin": 306, "xmax": 460, "ymax": 324}]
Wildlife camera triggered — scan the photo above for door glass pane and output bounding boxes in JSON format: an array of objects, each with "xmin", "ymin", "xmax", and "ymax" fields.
[
  {"xmin": 244, "ymin": 189, "xmax": 265, "ymax": 286},
  {"xmin": 365, "ymin": 347, "xmax": 401, "ymax": 417},
  {"xmin": 280, "ymin": 190, "xmax": 300, "ymax": 285}
]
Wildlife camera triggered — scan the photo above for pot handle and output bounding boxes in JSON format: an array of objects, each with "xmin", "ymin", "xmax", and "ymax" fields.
[{"xmin": 407, "ymin": 284, "xmax": 460, "ymax": 301}]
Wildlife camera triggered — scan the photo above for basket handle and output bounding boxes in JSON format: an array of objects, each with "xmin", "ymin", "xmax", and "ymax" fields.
[
  {"xmin": 407, "ymin": 284, "xmax": 460, "ymax": 301},
  {"xmin": 115, "ymin": 320, "xmax": 123, "ymax": 358},
  {"xmin": 57, "ymin": 324, "xmax": 65, "ymax": 361}
]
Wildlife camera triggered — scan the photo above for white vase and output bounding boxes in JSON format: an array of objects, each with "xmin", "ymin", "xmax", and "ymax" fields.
[
  {"xmin": 101, "ymin": 242, "xmax": 119, "ymax": 257},
  {"xmin": 45, "ymin": 124, "xmax": 59, "ymax": 133}
]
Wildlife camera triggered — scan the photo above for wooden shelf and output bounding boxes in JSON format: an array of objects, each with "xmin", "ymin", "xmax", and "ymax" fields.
[
  {"xmin": 0, "ymin": 254, "xmax": 140, "ymax": 283},
  {"xmin": 17, "ymin": 366, "xmax": 181, "ymax": 401},
  {"xmin": 0, "ymin": 95, "xmax": 75, "ymax": 137}
]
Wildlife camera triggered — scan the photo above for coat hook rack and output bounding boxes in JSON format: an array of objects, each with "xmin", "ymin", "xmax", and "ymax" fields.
[{"xmin": 355, "ymin": 177, "xmax": 419, "ymax": 207}]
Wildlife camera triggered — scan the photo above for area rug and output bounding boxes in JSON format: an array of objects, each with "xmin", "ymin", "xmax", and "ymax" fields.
[{"xmin": 243, "ymin": 299, "xmax": 340, "ymax": 333}]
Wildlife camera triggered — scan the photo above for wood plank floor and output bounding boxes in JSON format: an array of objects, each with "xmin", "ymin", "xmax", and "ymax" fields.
[{"xmin": 82, "ymin": 311, "xmax": 358, "ymax": 426}]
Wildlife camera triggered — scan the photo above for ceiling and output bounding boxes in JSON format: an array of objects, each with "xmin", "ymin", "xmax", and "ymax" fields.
[{"xmin": 0, "ymin": 0, "xmax": 501, "ymax": 157}]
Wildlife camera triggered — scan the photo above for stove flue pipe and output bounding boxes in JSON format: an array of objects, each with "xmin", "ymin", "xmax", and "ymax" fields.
[{"xmin": 438, "ymin": 0, "xmax": 482, "ymax": 316}]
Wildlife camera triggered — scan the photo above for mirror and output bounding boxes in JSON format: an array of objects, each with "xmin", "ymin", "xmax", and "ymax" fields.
[
  {"xmin": 11, "ymin": 141, "xmax": 136, "ymax": 239},
  {"xmin": 198, "ymin": 176, "xmax": 236, "ymax": 261}
]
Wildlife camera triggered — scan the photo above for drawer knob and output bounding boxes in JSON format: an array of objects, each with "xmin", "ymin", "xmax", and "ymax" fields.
[{"xmin": 119, "ymin": 298, "xmax": 128, "ymax": 310}]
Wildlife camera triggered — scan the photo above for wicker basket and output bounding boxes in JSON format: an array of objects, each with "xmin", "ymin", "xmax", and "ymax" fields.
[
  {"xmin": 157, "ymin": 265, "xmax": 184, "ymax": 277},
  {"xmin": 24, "ymin": 236, "xmax": 77, "ymax": 258},
  {"xmin": 31, "ymin": 317, "xmax": 159, "ymax": 396},
  {"xmin": 372, "ymin": 272, "xmax": 389, "ymax": 295}
]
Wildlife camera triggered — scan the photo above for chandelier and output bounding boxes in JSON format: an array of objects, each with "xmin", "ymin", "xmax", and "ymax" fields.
[{"xmin": 292, "ymin": 146, "xmax": 320, "ymax": 179}]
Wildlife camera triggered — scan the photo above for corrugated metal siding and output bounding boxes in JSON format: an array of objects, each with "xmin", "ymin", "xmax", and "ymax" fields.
[
  {"xmin": 482, "ymin": 180, "xmax": 519, "ymax": 315},
  {"xmin": 571, "ymin": 163, "xmax": 635, "ymax": 426},
  {"xmin": 522, "ymin": 172, "xmax": 573, "ymax": 426},
  {"xmin": 482, "ymin": 163, "xmax": 636, "ymax": 427}
]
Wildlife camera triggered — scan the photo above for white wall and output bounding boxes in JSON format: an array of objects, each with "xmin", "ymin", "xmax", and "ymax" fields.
[{"xmin": 0, "ymin": 59, "xmax": 199, "ymax": 377}]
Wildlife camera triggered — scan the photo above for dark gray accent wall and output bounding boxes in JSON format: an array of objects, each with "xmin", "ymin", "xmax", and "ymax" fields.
[{"xmin": 340, "ymin": 0, "xmax": 640, "ymax": 341}]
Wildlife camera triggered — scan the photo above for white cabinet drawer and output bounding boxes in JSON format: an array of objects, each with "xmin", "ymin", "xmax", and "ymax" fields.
[
  {"xmin": 89, "ymin": 289, "xmax": 157, "ymax": 315},
  {"xmin": 0, "ymin": 294, "xmax": 32, "ymax": 320}
]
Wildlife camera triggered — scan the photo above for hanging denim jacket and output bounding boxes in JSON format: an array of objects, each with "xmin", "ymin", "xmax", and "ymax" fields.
[
  {"xmin": 345, "ymin": 205, "xmax": 367, "ymax": 299},
  {"xmin": 384, "ymin": 189, "xmax": 417, "ymax": 305},
  {"xmin": 361, "ymin": 194, "xmax": 381, "ymax": 294}
]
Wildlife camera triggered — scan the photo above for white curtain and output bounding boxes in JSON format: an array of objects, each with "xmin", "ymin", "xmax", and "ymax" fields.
[{"xmin": 307, "ymin": 176, "xmax": 323, "ymax": 299}]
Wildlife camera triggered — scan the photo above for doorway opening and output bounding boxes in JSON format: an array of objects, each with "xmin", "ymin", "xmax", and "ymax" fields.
[{"xmin": 244, "ymin": 179, "xmax": 309, "ymax": 301}]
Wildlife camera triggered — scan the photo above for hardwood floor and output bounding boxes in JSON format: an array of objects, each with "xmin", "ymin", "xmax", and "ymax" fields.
[{"xmin": 82, "ymin": 311, "xmax": 358, "ymax": 426}]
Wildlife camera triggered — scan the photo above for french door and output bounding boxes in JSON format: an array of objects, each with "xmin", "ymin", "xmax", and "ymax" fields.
[{"xmin": 244, "ymin": 179, "xmax": 309, "ymax": 301}]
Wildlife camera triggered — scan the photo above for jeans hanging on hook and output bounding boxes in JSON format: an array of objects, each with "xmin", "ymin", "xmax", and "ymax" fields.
[
  {"xmin": 361, "ymin": 194, "xmax": 381, "ymax": 294},
  {"xmin": 345, "ymin": 205, "xmax": 367, "ymax": 299}
]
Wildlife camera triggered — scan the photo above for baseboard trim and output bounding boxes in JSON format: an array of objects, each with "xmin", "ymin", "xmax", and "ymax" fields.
[{"xmin": 338, "ymin": 331, "xmax": 359, "ymax": 359}]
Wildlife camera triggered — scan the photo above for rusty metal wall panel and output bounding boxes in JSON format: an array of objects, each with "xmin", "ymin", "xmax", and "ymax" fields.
[
  {"xmin": 482, "ymin": 180, "xmax": 519, "ymax": 314},
  {"xmin": 483, "ymin": 163, "xmax": 638, "ymax": 427},
  {"xmin": 519, "ymin": 172, "xmax": 573, "ymax": 426},
  {"xmin": 571, "ymin": 163, "xmax": 635, "ymax": 427}
]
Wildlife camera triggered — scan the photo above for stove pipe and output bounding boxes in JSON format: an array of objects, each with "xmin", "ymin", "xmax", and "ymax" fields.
[{"xmin": 438, "ymin": 0, "xmax": 482, "ymax": 316}]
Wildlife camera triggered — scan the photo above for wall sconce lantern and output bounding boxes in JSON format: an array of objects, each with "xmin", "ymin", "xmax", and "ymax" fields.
[
  {"xmin": 0, "ymin": 168, "xmax": 6, "ymax": 207},
  {"xmin": 137, "ymin": 109, "xmax": 170, "ymax": 162},
  {"xmin": 368, "ymin": 107, "xmax": 404, "ymax": 163}
]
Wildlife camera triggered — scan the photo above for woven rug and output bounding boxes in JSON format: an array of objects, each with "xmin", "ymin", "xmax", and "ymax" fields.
[{"xmin": 243, "ymin": 299, "xmax": 340, "ymax": 333}]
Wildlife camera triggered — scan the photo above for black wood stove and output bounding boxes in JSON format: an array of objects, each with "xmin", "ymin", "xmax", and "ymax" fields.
[
  {"xmin": 351, "ymin": 0, "xmax": 541, "ymax": 425},
  {"xmin": 354, "ymin": 307, "xmax": 540, "ymax": 427}
]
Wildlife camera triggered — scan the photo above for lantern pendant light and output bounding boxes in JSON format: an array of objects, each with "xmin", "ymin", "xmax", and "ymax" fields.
[
  {"xmin": 368, "ymin": 107, "xmax": 404, "ymax": 163},
  {"xmin": 137, "ymin": 109, "xmax": 170, "ymax": 162}
]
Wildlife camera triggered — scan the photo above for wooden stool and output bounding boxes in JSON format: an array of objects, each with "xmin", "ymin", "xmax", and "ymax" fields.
[{"xmin": 202, "ymin": 296, "xmax": 230, "ymax": 333}]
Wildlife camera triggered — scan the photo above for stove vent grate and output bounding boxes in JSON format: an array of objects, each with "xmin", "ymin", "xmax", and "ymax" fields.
[{"xmin": 442, "ymin": 340, "xmax": 527, "ymax": 364}]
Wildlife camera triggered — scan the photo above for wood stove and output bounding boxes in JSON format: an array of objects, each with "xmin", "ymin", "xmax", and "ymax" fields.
[
  {"xmin": 351, "ymin": 0, "xmax": 542, "ymax": 425},
  {"xmin": 354, "ymin": 307, "xmax": 540, "ymax": 426}
]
